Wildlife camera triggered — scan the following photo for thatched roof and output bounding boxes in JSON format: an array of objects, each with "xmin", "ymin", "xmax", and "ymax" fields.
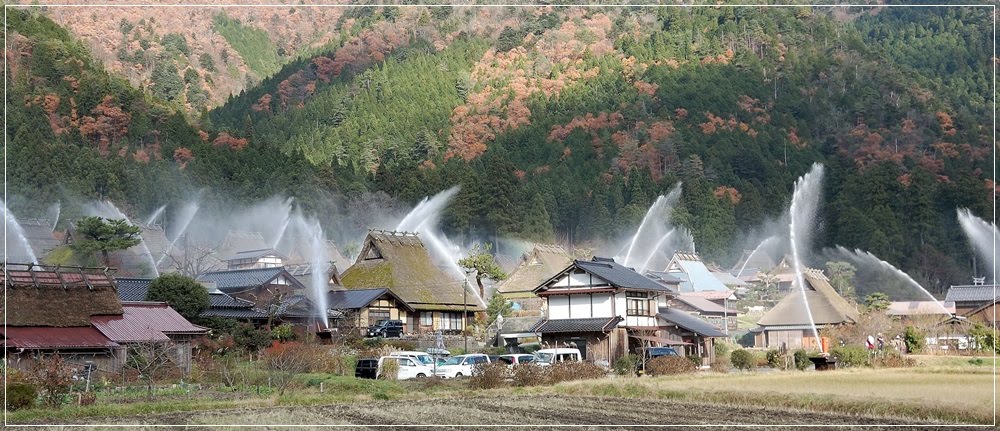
[
  {"xmin": 496, "ymin": 244, "xmax": 572, "ymax": 296},
  {"xmin": 757, "ymin": 270, "xmax": 859, "ymax": 327},
  {"xmin": 2, "ymin": 265, "xmax": 123, "ymax": 327},
  {"xmin": 340, "ymin": 231, "xmax": 482, "ymax": 311}
]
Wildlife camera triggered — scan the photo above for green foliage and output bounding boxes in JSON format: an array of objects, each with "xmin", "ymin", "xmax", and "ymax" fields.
[
  {"xmin": 826, "ymin": 261, "xmax": 857, "ymax": 300},
  {"xmin": 146, "ymin": 273, "xmax": 210, "ymax": 321},
  {"xmin": 212, "ymin": 12, "xmax": 280, "ymax": 77},
  {"xmin": 485, "ymin": 292, "xmax": 513, "ymax": 325},
  {"xmin": 233, "ymin": 324, "xmax": 273, "ymax": 353},
  {"xmin": 830, "ymin": 346, "xmax": 868, "ymax": 368},
  {"xmin": 646, "ymin": 356, "xmax": 697, "ymax": 376},
  {"xmin": 613, "ymin": 354, "xmax": 640, "ymax": 376},
  {"xmin": 766, "ymin": 349, "xmax": 785, "ymax": 369},
  {"xmin": 459, "ymin": 243, "xmax": 508, "ymax": 298},
  {"xmin": 865, "ymin": 292, "xmax": 891, "ymax": 312},
  {"xmin": 730, "ymin": 349, "xmax": 755, "ymax": 371},
  {"xmin": 967, "ymin": 324, "xmax": 998, "ymax": 354},
  {"xmin": 792, "ymin": 349, "xmax": 811, "ymax": 371},
  {"xmin": 161, "ymin": 33, "xmax": 190, "ymax": 55},
  {"xmin": 271, "ymin": 323, "xmax": 295, "ymax": 342},
  {"xmin": 198, "ymin": 52, "xmax": 217, "ymax": 72},
  {"xmin": 903, "ymin": 326, "xmax": 926, "ymax": 354},
  {"xmin": 151, "ymin": 60, "xmax": 184, "ymax": 101},
  {"xmin": 6, "ymin": 383, "xmax": 37, "ymax": 411},
  {"xmin": 71, "ymin": 217, "xmax": 141, "ymax": 266}
]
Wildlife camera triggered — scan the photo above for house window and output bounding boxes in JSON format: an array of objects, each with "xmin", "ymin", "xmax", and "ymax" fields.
[
  {"xmin": 420, "ymin": 313, "xmax": 433, "ymax": 326},
  {"xmin": 626, "ymin": 292, "xmax": 650, "ymax": 316},
  {"xmin": 369, "ymin": 309, "xmax": 390, "ymax": 323},
  {"xmin": 440, "ymin": 312, "xmax": 463, "ymax": 330}
]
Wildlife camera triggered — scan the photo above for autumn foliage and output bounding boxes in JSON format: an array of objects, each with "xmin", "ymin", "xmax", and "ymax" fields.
[{"xmin": 79, "ymin": 96, "xmax": 131, "ymax": 156}]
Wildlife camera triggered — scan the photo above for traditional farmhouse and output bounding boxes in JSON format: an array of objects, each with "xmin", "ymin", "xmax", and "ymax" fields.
[
  {"xmin": 340, "ymin": 230, "xmax": 483, "ymax": 334},
  {"xmin": 944, "ymin": 278, "xmax": 998, "ymax": 316},
  {"xmin": 752, "ymin": 269, "xmax": 859, "ymax": 350},
  {"xmin": 282, "ymin": 239, "xmax": 353, "ymax": 275},
  {"xmin": 495, "ymin": 244, "xmax": 573, "ymax": 316},
  {"xmin": 530, "ymin": 257, "xmax": 681, "ymax": 364},
  {"xmin": 656, "ymin": 307, "xmax": 727, "ymax": 365},
  {"xmin": 116, "ymin": 277, "xmax": 268, "ymax": 323},
  {"xmin": 661, "ymin": 252, "xmax": 731, "ymax": 293},
  {"xmin": 325, "ymin": 288, "xmax": 414, "ymax": 333},
  {"xmin": 197, "ymin": 266, "xmax": 305, "ymax": 307},
  {"xmin": 91, "ymin": 302, "xmax": 207, "ymax": 372},
  {"xmin": 18, "ymin": 218, "xmax": 62, "ymax": 258}
]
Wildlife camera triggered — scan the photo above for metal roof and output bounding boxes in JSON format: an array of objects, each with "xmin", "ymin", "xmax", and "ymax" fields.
[
  {"xmin": 91, "ymin": 302, "xmax": 206, "ymax": 343},
  {"xmin": 2, "ymin": 326, "xmax": 119, "ymax": 349},
  {"xmin": 657, "ymin": 307, "xmax": 726, "ymax": 337},
  {"xmin": 197, "ymin": 267, "xmax": 301, "ymax": 292},
  {"xmin": 665, "ymin": 253, "xmax": 730, "ymax": 293},
  {"xmin": 675, "ymin": 295, "xmax": 736, "ymax": 314},
  {"xmin": 531, "ymin": 316, "xmax": 623, "ymax": 333},
  {"xmin": 944, "ymin": 285, "xmax": 999, "ymax": 303}
]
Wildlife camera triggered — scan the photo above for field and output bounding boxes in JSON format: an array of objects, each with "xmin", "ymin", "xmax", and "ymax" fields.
[{"xmin": 13, "ymin": 358, "xmax": 994, "ymax": 429}]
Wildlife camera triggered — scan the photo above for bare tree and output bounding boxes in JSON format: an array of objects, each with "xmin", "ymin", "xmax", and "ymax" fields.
[
  {"xmin": 125, "ymin": 336, "xmax": 179, "ymax": 396},
  {"xmin": 261, "ymin": 344, "xmax": 312, "ymax": 395},
  {"xmin": 167, "ymin": 235, "xmax": 222, "ymax": 277}
]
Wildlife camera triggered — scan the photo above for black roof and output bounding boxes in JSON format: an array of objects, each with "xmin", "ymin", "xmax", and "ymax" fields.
[
  {"xmin": 572, "ymin": 257, "xmax": 675, "ymax": 292},
  {"xmin": 944, "ymin": 285, "xmax": 999, "ymax": 303},
  {"xmin": 116, "ymin": 277, "xmax": 152, "ymax": 301},
  {"xmin": 325, "ymin": 288, "xmax": 413, "ymax": 312},
  {"xmin": 197, "ymin": 267, "xmax": 303, "ymax": 292},
  {"xmin": 200, "ymin": 307, "xmax": 268, "ymax": 320},
  {"xmin": 531, "ymin": 316, "xmax": 623, "ymax": 334},
  {"xmin": 657, "ymin": 307, "xmax": 726, "ymax": 337}
]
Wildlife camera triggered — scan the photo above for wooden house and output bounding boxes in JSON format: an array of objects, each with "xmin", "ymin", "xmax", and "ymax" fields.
[
  {"xmin": 752, "ymin": 269, "xmax": 859, "ymax": 350},
  {"xmin": 661, "ymin": 252, "xmax": 732, "ymax": 294},
  {"xmin": 530, "ymin": 257, "xmax": 679, "ymax": 364},
  {"xmin": 945, "ymin": 279, "xmax": 999, "ymax": 316},
  {"xmin": 91, "ymin": 302, "xmax": 207, "ymax": 373},
  {"xmin": 116, "ymin": 277, "xmax": 268, "ymax": 324},
  {"xmin": 196, "ymin": 266, "xmax": 305, "ymax": 307},
  {"xmin": 495, "ymin": 244, "xmax": 573, "ymax": 316},
  {"xmin": 340, "ymin": 230, "xmax": 483, "ymax": 334},
  {"xmin": 325, "ymin": 288, "xmax": 414, "ymax": 334},
  {"xmin": 670, "ymin": 294, "xmax": 738, "ymax": 332}
]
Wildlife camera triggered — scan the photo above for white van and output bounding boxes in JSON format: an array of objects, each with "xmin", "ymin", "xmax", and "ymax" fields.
[
  {"xmin": 533, "ymin": 348, "xmax": 582, "ymax": 366},
  {"xmin": 390, "ymin": 351, "xmax": 435, "ymax": 367},
  {"xmin": 380, "ymin": 356, "xmax": 434, "ymax": 380}
]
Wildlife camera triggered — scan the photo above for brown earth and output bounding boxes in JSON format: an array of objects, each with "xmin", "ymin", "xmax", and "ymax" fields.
[{"xmin": 41, "ymin": 395, "xmax": 953, "ymax": 430}]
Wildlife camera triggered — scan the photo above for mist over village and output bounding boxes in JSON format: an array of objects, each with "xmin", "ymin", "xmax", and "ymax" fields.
[{"xmin": 2, "ymin": 2, "xmax": 996, "ymax": 428}]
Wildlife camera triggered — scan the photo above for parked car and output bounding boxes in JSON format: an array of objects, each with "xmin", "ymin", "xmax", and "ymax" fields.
[
  {"xmin": 496, "ymin": 354, "xmax": 536, "ymax": 365},
  {"xmin": 433, "ymin": 354, "xmax": 490, "ymax": 378},
  {"xmin": 355, "ymin": 356, "xmax": 433, "ymax": 380},
  {"xmin": 391, "ymin": 350, "xmax": 435, "ymax": 367},
  {"xmin": 366, "ymin": 319, "xmax": 404, "ymax": 338},
  {"xmin": 534, "ymin": 348, "xmax": 582, "ymax": 366}
]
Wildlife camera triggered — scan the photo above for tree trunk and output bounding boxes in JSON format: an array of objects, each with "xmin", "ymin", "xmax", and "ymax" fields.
[
  {"xmin": 101, "ymin": 250, "xmax": 111, "ymax": 267},
  {"xmin": 476, "ymin": 276, "xmax": 485, "ymax": 299}
]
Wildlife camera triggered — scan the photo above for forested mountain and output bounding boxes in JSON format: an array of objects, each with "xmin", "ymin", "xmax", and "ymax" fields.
[{"xmin": 10, "ymin": 4, "xmax": 996, "ymax": 294}]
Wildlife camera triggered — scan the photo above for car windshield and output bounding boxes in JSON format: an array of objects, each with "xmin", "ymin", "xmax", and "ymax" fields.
[
  {"xmin": 441, "ymin": 357, "xmax": 464, "ymax": 366},
  {"xmin": 519, "ymin": 356, "xmax": 535, "ymax": 363},
  {"xmin": 415, "ymin": 355, "xmax": 434, "ymax": 365},
  {"xmin": 374, "ymin": 320, "xmax": 387, "ymax": 326},
  {"xmin": 649, "ymin": 347, "xmax": 676, "ymax": 356},
  {"xmin": 535, "ymin": 352, "xmax": 554, "ymax": 363}
]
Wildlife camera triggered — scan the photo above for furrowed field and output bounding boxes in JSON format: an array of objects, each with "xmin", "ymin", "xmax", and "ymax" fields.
[{"xmin": 10, "ymin": 356, "xmax": 994, "ymax": 429}]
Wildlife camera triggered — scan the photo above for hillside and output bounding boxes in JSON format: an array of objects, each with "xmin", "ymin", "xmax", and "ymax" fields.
[{"xmin": 11, "ymin": 4, "xmax": 996, "ymax": 293}]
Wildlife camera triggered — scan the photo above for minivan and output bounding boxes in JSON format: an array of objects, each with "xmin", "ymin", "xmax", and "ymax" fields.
[
  {"xmin": 533, "ymin": 348, "xmax": 582, "ymax": 366},
  {"xmin": 366, "ymin": 319, "xmax": 404, "ymax": 338}
]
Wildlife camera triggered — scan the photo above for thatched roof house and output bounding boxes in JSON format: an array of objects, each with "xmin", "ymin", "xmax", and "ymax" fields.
[
  {"xmin": 496, "ymin": 244, "xmax": 572, "ymax": 315},
  {"xmin": 2, "ymin": 264, "xmax": 122, "ymax": 327},
  {"xmin": 340, "ymin": 230, "xmax": 481, "ymax": 334},
  {"xmin": 753, "ymin": 269, "xmax": 859, "ymax": 350}
]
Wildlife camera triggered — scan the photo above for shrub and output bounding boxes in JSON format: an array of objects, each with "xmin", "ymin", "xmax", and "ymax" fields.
[
  {"xmin": 548, "ymin": 362, "xmax": 605, "ymax": 383},
  {"xmin": 686, "ymin": 355, "xmax": 702, "ymax": 368},
  {"xmin": 79, "ymin": 392, "xmax": 96, "ymax": 406},
  {"xmin": 27, "ymin": 355, "xmax": 73, "ymax": 407},
  {"xmin": 262, "ymin": 342, "xmax": 315, "ymax": 393},
  {"xmin": 903, "ymin": 326, "xmax": 925, "ymax": 354},
  {"xmin": 6, "ymin": 383, "xmax": 37, "ymax": 411},
  {"xmin": 511, "ymin": 363, "xmax": 547, "ymax": 387},
  {"xmin": 469, "ymin": 362, "xmax": 509, "ymax": 389},
  {"xmin": 871, "ymin": 352, "xmax": 915, "ymax": 368},
  {"xmin": 730, "ymin": 349, "xmax": 755, "ymax": 370},
  {"xmin": 385, "ymin": 340, "xmax": 417, "ymax": 351},
  {"xmin": 378, "ymin": 358, "xmax": 400, "ymax": 380},
  {"xmin": 766, "ymin": 349, "xmax": 785, "ymax": 369},
  {"xmin": 709, "ymin": 360, "xmax": 729, "ymax": 373},
  {"xmin": 646, "ymin": 356, "xmax": 696, "ymax": 376},
  {"xmin": 613, "ymin": 354, "xmax": 640, "ymax": 376},
  {"xmin": 793, "ymin": 349, "xmax": 811, "ymax": 371},
  {"xmin": 714, "ymin": 342, "xmax": 730, "ymax": 358},
  {"xmin": 831, "ymin": 346, "xmax": 868, "ymax": 368}
]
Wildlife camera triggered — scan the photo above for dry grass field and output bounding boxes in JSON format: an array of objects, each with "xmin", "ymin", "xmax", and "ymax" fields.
[{"xmin": 14, "ymin": 358, "xmax": 995, "ymax": 429}]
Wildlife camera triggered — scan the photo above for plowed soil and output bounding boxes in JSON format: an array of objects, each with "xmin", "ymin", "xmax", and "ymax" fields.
[{"xmin": 49, "ymin": 394, "xmax": 950, "ymax": 430}]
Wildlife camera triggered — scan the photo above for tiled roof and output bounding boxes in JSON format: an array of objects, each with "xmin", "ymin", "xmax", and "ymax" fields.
[
  {"xmin": 92, "ymin": 302, "xmax": 206, "ymax": 342},
  {"xmin": 116, "ymin": 277, "xmax": 152, "ymax": 301},
  {"xmin": 657, "ymin": 307, "xmax": 727, "ymax": 337},
  {"xmin": 2, "ymin": 326, "xmax": 119, "ymax": 349},
  {"xmin": 197, "ymin": 267, "xmax": 301, "ymax": 292},
  {"xmin": 675, "ymin": 295, "xmax": 736, "ymax": 314},
  {"xmin": 944, "ymin": 285, "xmax": 999, "ymax": 303},
  {"xmin": 201, "ymin": 308, "xmax": 269, "ymax": 319},
  {"xmin": 325, "ymin": 288, "xmax": 412, "ymax": 312},
  {"xmin": 531, "ymin": 316, "xmax": 623, "ymax": 333},
  {"xmin": 499, "ymin": 316, "xmax": 543, "ymax": 334},
  {"xmin": 574, "ymin": 257, "xmax": 675, "ymax": 293}
]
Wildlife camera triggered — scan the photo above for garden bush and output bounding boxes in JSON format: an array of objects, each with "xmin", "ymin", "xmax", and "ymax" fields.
[
  {"xmin": 903, "ymin": 326, "xmax": 925, "ymax": 354},
  {"xmin": 5, "ymin": 382, "xmax": 37, "ymax": 411},
  {"xmin": 469, "ymin": 362, "xmax": 509, "ymax": 389},
  {"xmin": 613, "ymin": 354, "xmax": 640, "ymax": 376},
  {"xmin": 511, "ymin": 363, "xmax": 547, "ymax": 387},
  {"xmin": 646, "ymin": 356, "xmax": 696, "ymax": 376},
  {"xmin": 766, "ymin": 349, "xmax": 785, "ymax": 369},
  {"xmin": 831, "ymin": 346, "xmax": 868, "ymax": 368},
  {"xmin": 730, "ymin": 349, "xmax": 755, "ymax": 370},
  {"xmin": 27, "ymin": 355, "xmax": 73, "ymax": 407},
  {"xmin": 686, "ymin": 355, "xmax": 702, "ymax": 368},
  {"xmin": 709, "ymin": 359, "xmax": 729, "ymax": 373},
  {"xmin": 871, "ymin": 352, "xmax": 916, "ymax": 368},
  {"xmin": 793, "ymin": 349, "xmax": 811, "ymax": 371}
]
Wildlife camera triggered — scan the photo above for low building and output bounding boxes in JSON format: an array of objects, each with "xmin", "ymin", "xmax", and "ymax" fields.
[
  {"xmin": 116, "ymin": 277, "xmax": 267, "ymax": 323},
  {"xmin": 885, "ymin": 301, "xmax": 956, "ymax": 319},
  {"xmin": 495, "ymin": 244, "xmax": 573, "ymax": 315},
  {"xmin": 752, "ymin": 269, "xmax": 859, "ymax": 350},
  {"xmin": 325, "ymin": 288, "xmax": 413, "ymax": 333},
  {"xmin": 285, "ymin": 262, "xmax": 343, "ymax": 292},
  {"xmin": 91, "ymin": 302, "xmax": 207, "ymax": 373},
  {"xmin": 340, "ymin": 230, "xmax": 483, "ymax": 334},
  {"xmin": 196, "ymin": 266, "xmax": 306, "ymax": 308},
  {"xmin": 945, "ymin": 278, "xmax": 999, "ymax": 316},
  {"xmin": 671, "ymin": 294, "xmax": 738, "ymax": 332},
  {"xmin": 530, "ymin": 257, "xmax": 679, "ymax": 364},
  {"xmin": 656, "ymin": 307, "xmax": 728, "ymax": 365}
]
